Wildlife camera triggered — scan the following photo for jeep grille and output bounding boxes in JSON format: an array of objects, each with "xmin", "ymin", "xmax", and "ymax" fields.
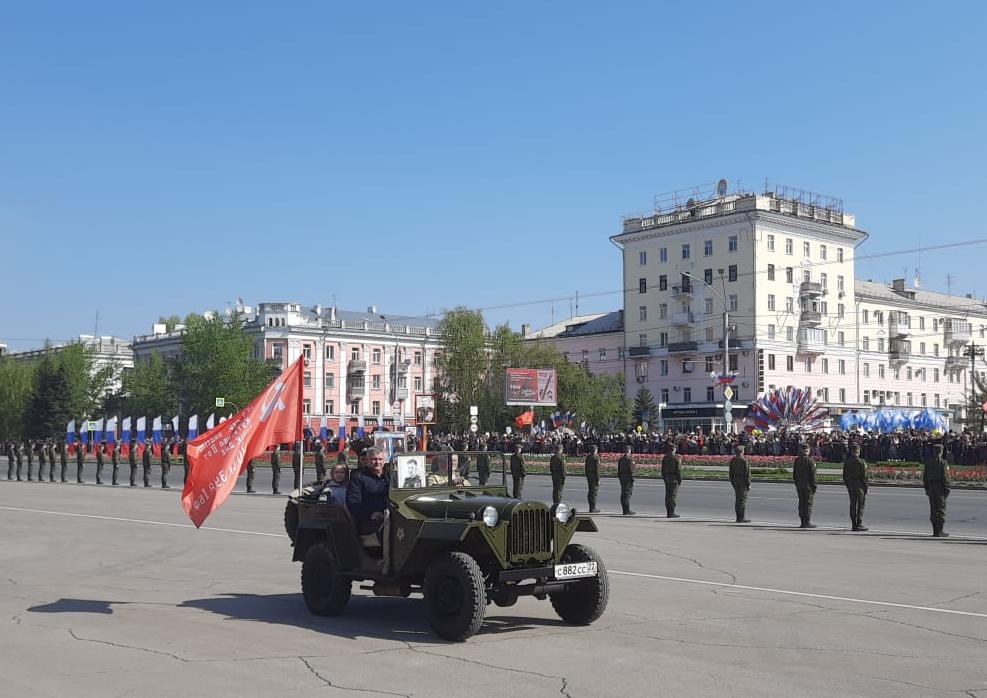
[{"xmin": 509, "ymin": 506, "xmax": 553, "ymax": 559}]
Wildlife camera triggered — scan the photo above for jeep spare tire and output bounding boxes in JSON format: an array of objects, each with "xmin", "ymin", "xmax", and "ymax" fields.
[{"xmin": 423, "ymin": 551, "xmax": 487, "ymax": 641}]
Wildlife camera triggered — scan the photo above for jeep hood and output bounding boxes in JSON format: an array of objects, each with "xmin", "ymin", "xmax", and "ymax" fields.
[{"xmin": 404, "ymin": 492, "xmax": 530, "ymax": 520}]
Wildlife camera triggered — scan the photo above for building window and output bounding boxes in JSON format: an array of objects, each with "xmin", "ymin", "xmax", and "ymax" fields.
[
  {"xmin": 704, "ymin": 298, "xmax": 713, "ymax": 315},
  {"xmin": 804, "ymin": 269, "xmax": 812, "ymax": 283},
  {"xmin": 325, "ymin": 400, "xmax": 334, "ymax": 414},
  {"xmin": 683, "ymin": 387, "xmax": 692, "ymax": 403},
  {"xmin": 768, "ymin": 324, "xmax": 776, "ymax": 340},
  {"xmin": 372, "ymin": 374, "xmax": 381, "ymax": 389},
  {"xmin": 729, "ymin": 295, "xmax": 738, "ymax": 312},
  {"xmin": 839, "ymin": 359, "xmax": 846, "ymax": 374},
  {"xmin": 659, "ymin": 247, "xmax": 668, "ymax": 263},
  {"xmin": 413, "ymin": 351, "xmax": 422, "ymax": 365},
  {"xmin": 786, "ymin": 327, "xmax": 794, "ymax": 342},
  {"xmin": 372, "ymin": 401, "xmax": 381, "ymax": 416},
  {"xmin": 862, "ymin": 310, "xmax": 869, "ymax": 324},
  {"xmin": 729, "ymin": 355, "xmax": 738, "ymax": 372},
  {"xmin": 877, "ymin": 338, "xmax": 885, "ymax": 353},
  {"xmin": 864, "ymin": 394, "xmax": 870, "ymax": 405},
  {"xmin": 838, "ymin": 331, "xmax": 845, "ymax": 346},
  {"xmin": 786, "ymin": 267, "xmax": 794, "ymax": 284},
  {"xmin": 786, "ymin": 297, "xmax": 794, "ymax": 313},
  {"xmin": 351, "ymin": 347, "xmax": 360, "ymax": 361},
  {"xmin": 659, "ymin": 275, "xmax": 667, "ymax": 291},
  {"xmin": 659, "ymin": 332, "xmax": 668, "ymax": 347},
  {"xmin": 728, "ymin": 265, "xmax": 737, "ymax": 282},
  {"xmin": 324, "ymin": 373, "xmax": 335, "ymax": 389},
  {"xmin": 303, "ymin": 399, "xmax": 311, "ymax": 415},
  {"xmin": 863, "ymin": 363, "xmax": 869, "ymax": 377},
  {"xmin": 639, "ymin": 278, "xmax": 647, "ymax": 294},
  {"xmin": 767, "ymin": 235, "xmax": 775, "ymax": 251},
  {"xmin": 786, "ymin": 356, "xmax": 794, "ymax": 371},
  {"xmin": 581, "ymin": 349, "xmax": 589, "ymax": 363},
  {"xmin": 820, "ymin": 244, "xmax": 827, "ymax": 260},
  {"xmin": 704, "ymin": 240, "xmax": 713, "ymax": 256},
  {"xmin": 618, "ymin": 347, "xmax": 625, "ymax": 360},
  {"xmin": 820, "ymin": 301, "xmax": 828, "ymax": 315},
  {"xmin": 325, "ymin": 345, "xmax": 335, "ymax": 360},
  {"xmin": 371, "ymin": 348, "xmax": 381, "ymax": 363},
  {"xmin": 707, "ymin": 386, "xmax": 715, "ymax": 401},
  {"xmin": 303, "ymin": 344, "xmax": 312, "ymax": 360},
  {"xmin": 934, "ymin": 344, "xmax": 939, "ymax": 357},
  {"xmin": 660, "ymin": 388, "xmax": 669, "ymax": 403},
  {"xmin": 822, "ymin": 388, "xmax": 829, "ymax": 402},
  {"xmin": 838, "ymin": 304, "xmax": 845, "ymax": 319},
  {"xmin": 820, "ymin": 273, "xmax": 828, "ymax": 290},
  {"xmin": 599, "ymin": 348, "xmax": 607, "ymax": 361},
  {"xmin": 805, "ymin": 359, "xmax": 812, "ymax": 373},
  {"xmin": 837, "ymin": 248, "xmax": 844, "ymax": 262},
  {"xmin": 839, "ymin": 388, "xmax": 846, "ymax": 403},
  {"xmin": 821, "ymin": 358, "xmax": 829, "ymax": 373},
  {"xmin": 879, "ymin": 365, "xmax": 885, "ymax": 379},
  {"xmin": 768, "ymin": 354, "xmax": 776, "ymax": 370},
  {"xmin": 933, "ymin": 368, "xmax": 940, "ymax": 382},
  {"xmin": 639, "ymin": 333, "xmax": 648, "ymax": 347},
  {"xmin": 918, "ymin": 317, "xmax": 925, "ymax": 330},
  {"xmin": 768, "ymin": 294, "xmax": 776, "ymax": 311},
  {"xmin": 705, "ymin": 327, "xmax": 715, "ymax": 342},
  {"xmin": 803, "ymin": 241, "xmax": 811, "ymax": 257},
  {"xmin": 410, "ymin": 376, "xmax": 421, "ymax": 392},
  {"xmin": 639, "ymin": 305, "xmax": 647, "ymax": 322},
  {"xmin": 875, "ymin": 311, "xmax": 884, "ymax": 326},
  {"xmin": 660, "ymin": 360, "xmax": 669, "ymax": 376},
  {"xmin": 705, "ymin": 356, "xmax": 715, "ymax": 372},
  {"xmin": 921, "ymin": 393, "xmax": 927, "ymax": 406},
  {"xmin": 682, "ymin": 243, "xmax": 690, "ymax": 260},
  {"xmin": 272, "ymin": 344, "xmax": 284, "ymax": 361},
  {"xmin": 705, "ymin": 268, "xmax": 713, "ymax": 286},
  {"xmin": 639, "ymin": 250, "xmax": 647, "ymax": 266},
  {"xmin": 786, "ymin": 238, "xmax": 793, "ymax": 255},
  {"xmin": 659, "ymin": 303, "xmax": 668, "ymax": 319},
  {"xmin": 729, "ymin": 235, "xmax": 738, "ymax": 252},
  {"xmin": 862, "ymin": 337, "xmax": 870, "ymax": 351},
  {"xmin": 838, "ymin": 276, "xmax": 845, "ymax": 294},
  {"xmin": 767, "ymin": 264, "xmax": 775, "ymax": 281}
]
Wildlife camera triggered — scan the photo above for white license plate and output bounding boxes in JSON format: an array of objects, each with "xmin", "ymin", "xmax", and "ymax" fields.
[{"xmin": 554, "ymin": 561, "xmax": 598, "ymax": 580}]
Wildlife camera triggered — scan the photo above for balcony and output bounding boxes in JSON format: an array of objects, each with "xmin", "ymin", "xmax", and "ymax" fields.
[
  {"xmin": 347, "ymin": 359, "xmax": 367, "ymax": 374},
  {"xmin": 799, "ymin": 310, "xmax": 822, "ymax": 327},
  {"xmin": 667, "ymin": 341, "xmax": 698, "ymax": 354},
  {"xmin": 346, "ymin": 383, "xmax": 365, "ymax": 399},
  {"xmin": 945, "ymin": 355, "xmax": 965, "ymax": 372},
  {"xmin": 628, "ymin": 346, "xmax": 651, "ymax": 358},
  {"xmin": 672, "ymin": 311, "xmax": 694, "ymax": 326},
  {"xmin": 698, "ymin": 341, "xmax": 720, "ymax": 354},
  {"xmin": 796, "ymin": 328, "xmax": 826, "ymax": 356},
  {"xmin": 799, "ymin": 281, "xmax": 823, "ymax": 298},
  {"xmin": 889, "ymin": 313, "xmax": 910, "ymax": 338},
  {"xmin": 889, "ymin": 339, "xmax": 910, "ymax": 366},
  {"xmin": 944, "ymin": 319, "xmax": 972, "ymax": 346},
  {"xmin": 671, "ymin": 284, "xmax": 694, "ymax": 299}
]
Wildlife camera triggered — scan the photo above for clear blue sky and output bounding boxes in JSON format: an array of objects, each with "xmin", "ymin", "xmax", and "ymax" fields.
[{"xmin": 2, "ymin": 1, "xmax": 986, "ymax": 351}]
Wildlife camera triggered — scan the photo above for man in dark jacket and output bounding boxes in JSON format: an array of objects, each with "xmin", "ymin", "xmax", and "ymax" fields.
[
  {"xmin": 923, "ymin": 443, "xmax": 951, "ymax": 537},
  {"xmin": 128, "ymin": 440, "xmax": 138, "ymax": 486},
  {"xmin": 585, "ymin": 445, "xmax": 601, "ymax": 513},
  {"xmin": 75, "ymin": 441, "xmax": 85, "ymax": 483},
  {"xmin": 313, "ymin": 442, "xmax": 326, "ymax": 482},
  {"xmin": 270, "ymin": 445, "xmax": 282, "ymax": 495},
  {"xmin": 160, "ymin": 438, "xmax": 172, "ymax": 488},
  {"xmin": 549, "ymin": 444, "xmax": 566, "ymax": 505},
  {"xmin": 662, "ymin": 444, "xmax": 682, "ymax": 518},
  {"xmin": 142, "ymin": 439, "xmax": 153, "ymax": 487},
  {"xmin": 346, "ymin": 447, "xmax": 389, "ymax": 538},
  {"xmin": 509, "ymin": 445, "xmax": 525, "ymax": 499},
  {"xmin": 842, "ymin": 443, "xmax": 869, "ymax": 531},
  {"xmin": 475, "ymin": 444, "xmax": 491, "ymax": 486},
  {"xmin": 793, "ymin": 444, "xmax": 818, "ymax": 528},
  {"xmin": 617, "ymin": 445, "xmax": 635, "ymax": 515},
  {"xmin": 95, "ymin": 441, "xmax": 105, "ymax": 485},
  {"xmin": 728, "ymin": 444, "xmax": 751, "ymax": 523},
  {"xmin": 58, "ymin": 442, "xmax": 68, "ymax": 483}
]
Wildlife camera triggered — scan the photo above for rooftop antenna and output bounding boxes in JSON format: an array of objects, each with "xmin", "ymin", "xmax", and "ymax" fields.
[
  {"xmin": 946, "ymin": 274, "xmax": 955, "ymax": 296},
  {"xmin": 94, "ymin": 310, "xmax": 100, "ymax": 337},
  {"xmin": 913, "ymin": 267, "xmax": 921, "ymax": 289},
  {"xmin": 575, "ymin": 290, "xmax": 580, "ymax": 316}
]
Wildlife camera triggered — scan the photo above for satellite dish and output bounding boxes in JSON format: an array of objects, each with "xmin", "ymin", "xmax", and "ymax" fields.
[{"xmin": 717, "ymin": 179, "xmax": 728, "ymax": 196}]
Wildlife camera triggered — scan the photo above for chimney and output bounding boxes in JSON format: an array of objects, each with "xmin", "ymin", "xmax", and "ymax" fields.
[
  {"xmin": 892, "ymin": 278, "xmax": 906, "ymax": 292},
  {"xmin": 521, "ymin": 324, "xmax": 531, "ymax": 338}
]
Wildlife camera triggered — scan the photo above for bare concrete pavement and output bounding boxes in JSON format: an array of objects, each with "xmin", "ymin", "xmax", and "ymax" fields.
[{"xmin": 1, "ymin": 480, "xmax": 985, "ymax": 697}]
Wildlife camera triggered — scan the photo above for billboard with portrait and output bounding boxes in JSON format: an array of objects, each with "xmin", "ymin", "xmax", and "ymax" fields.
[
  {"xmin": 505, "ymin": 368, "xmax": 557, "ymax": 406},
  {"xmin": 414, "ymin": 394, "xmax": 436, "ymax": 424}
]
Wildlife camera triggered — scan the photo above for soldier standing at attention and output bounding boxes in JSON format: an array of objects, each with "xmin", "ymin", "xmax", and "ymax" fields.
[
  {"xmin": 128, "ymin": 439, "xmax": 138, "ymax": 486},
  {"xmin": 47, "ymin": 441, "xmax": 57, "ymax": 482},
  {"xmin": 617, "ymin": 445, "xmax": 635, "ymax": 515},
  {"xmin": 246, "ymin": 455, "xmax": 257, "ymax": 493},
  {"xmin": 509, "ymin": 444, "xmax": 525, "ymax": 499},
  {"xmin": 160, "ymin": 438, "xmax": 172, "ymax": 488},
  {"xmin": 96, "ymin": 441, "xmax": 107, "ymax": 485},
  {"xmin": 313, "ymin": 441, "xmax": 326, "ymax": 482},
  {"xmin": 6, "ymin": 441, "xmax": 14, "ymax": 480},
  {"xmin": 110, "ymin": 442, "xmax": 120, "ymax": 485},
  {"xmin": 729, "ymin": 444, "xmax": 751, "ymax": 523},
  {"xmin": 923, "ymin": 443, "xmax": 951, "ymax": 537},
  {"xmin": 793, "ymin": 444, "xmax": 818, "ymax": 528},
  {"xmin": 15, "ymin": 441, "xmax": 24, "ymax": 481},
  {"xmin": 25, "ymin": 440, "xmax": 35, "ymax": 481},
  {"xmin": 476, "ymin": 443, "xmax": 491, "ymax": 486},
  {"xmin": 142, "ymin": 438, "xmax": 153, "ymax": 487},
  {"xmin": 549, "ymin": 444, "xmax": 566, "ymax": 505},
  {"xmin": 37, "ymin": 440, "xmax": 47, "ymax": 482},
  {"xmin": 75, "ymin": 441, "xmax": 85, "ymax": 483},
  {"xmin": 58, "ymin": 441, "xmax": 68, "ymax": 483},
  {"xmin": 661, "ymin": 443, "xmax": 682, "ymax": 518},
  {"xmin": 271, "ymin": 444, "xmax": 282, "ymax": 495},
  {"xmin": 584, "ymin": 444, "xmax": 601, "ymax": 513},
  {"xmin": 292, "ymin": 443, "xmax": 302, "ymax": 491},
  {"xmin": 842, "ymin": 443, "xmax": 869, "ymax": 531}
]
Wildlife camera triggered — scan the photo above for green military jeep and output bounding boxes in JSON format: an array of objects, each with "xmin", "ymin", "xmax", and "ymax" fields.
[{"xmin": 286, "ymin": 450, "xmax": 608, "ymax": 641}]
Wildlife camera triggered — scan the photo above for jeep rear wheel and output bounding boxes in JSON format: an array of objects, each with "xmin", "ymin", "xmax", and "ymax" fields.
[
  {"xmin": 423, "ymin": 552, "xmax": 486, "ymax": 641},
  {"xmin": 301, "ymin": 541, "xmax": 351, "ymax": 616},
  {"xmin": 549, "ymin": 543, "xmax": 609, "ymax": 625}
]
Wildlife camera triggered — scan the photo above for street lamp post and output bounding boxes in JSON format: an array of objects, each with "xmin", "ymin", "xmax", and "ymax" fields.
[{"xmin": 683, "ymin": 269, "xmax": 733, "ymax": 432}]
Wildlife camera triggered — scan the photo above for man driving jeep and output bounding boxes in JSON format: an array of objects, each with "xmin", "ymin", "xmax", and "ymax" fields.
[{"xmin": 346, "ymin": 447, "xmax": 389, "ymax": 535}]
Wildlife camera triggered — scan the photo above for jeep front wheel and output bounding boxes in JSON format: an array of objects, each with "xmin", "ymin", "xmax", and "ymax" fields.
[
  {"xmin": 423, "ymin": 552, "xmax": 486, "ymax": 641},
  {"xmin": 301, "ymin": 541, "xmax": 351, "ymax": 616},
  {"xmin": 549, "ymin": 543, "xmax": 609, "ymax": 625}
]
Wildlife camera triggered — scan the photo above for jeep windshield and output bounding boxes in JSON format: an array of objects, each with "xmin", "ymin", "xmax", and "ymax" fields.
[{"xmin": 391, "ymin": 450, "xmax": 503, "ymax": 490}]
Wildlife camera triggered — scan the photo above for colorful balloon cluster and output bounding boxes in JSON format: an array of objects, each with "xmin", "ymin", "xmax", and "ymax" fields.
[
  {"xmin": 837, "ymin": 407, "xmax": 945, "ymax": 433},
  {"xmin": 746, "ymin": 387, "xmax": 828, "ymax": 432}
]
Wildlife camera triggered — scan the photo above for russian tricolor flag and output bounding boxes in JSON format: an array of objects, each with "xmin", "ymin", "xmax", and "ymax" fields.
[
  {"xmin": 152, "ymin": 417, "xmax": 162, "ymax": 457},
  {"xmin": 188, "ymin": 415, "xmax": 199, "ymax": 440}
]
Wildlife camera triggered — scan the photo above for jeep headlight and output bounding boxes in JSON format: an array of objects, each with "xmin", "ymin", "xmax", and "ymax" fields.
[
  {"xmin": 482, "ymin": 506, "xmax": 499, "ymax": 527},
  {"xmin": 554, "ymin": 502, "xmax": 573, "ymax": 523}
]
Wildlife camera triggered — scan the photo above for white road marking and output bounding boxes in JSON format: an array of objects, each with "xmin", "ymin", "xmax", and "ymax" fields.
[
  {"xmin": 610, "ymin": 570, "xmax": 987, "ymax": 619},
  {"xmin": 0, "ymin": 506, "xmax": 287, "ymax": 538}
]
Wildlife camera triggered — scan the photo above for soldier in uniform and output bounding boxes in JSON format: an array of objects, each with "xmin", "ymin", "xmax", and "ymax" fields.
[
  {"xmin": 292, "ymin": 443, "xmax": 302, "ymax": 491},
  {"xmin": 661, "ymin": 443, "xmax": 682, "ymax": 518},
  {"xmin": 549, "ymin": 444, "xmax": 566, "ymax": 505},
  {"xmin": 142, "ymin": 438, "xmax": 153, "ymax": 487},
  {"xmin": 271, "ymin": 444, "xmax": 282, "ymax": 495},
  {"xmin": 59, "ymin": 441, "xmax": 68, "ymax": 482},
  {"xmin": 36, "ymin": 440, "xmax": 47, "ymax": 482},
  {"xmin": 46, "ymin": 441, "xmax": 56, "ymax": 482},
  {"xmin": 509, "ymin": 445, "xmax": 525, "ymax": 499},
  {"xmin": 128, "ymin": 439, "xmax": 138, "ymax": 486},
  {"xmin": 110, "ymin": 442, "xmax": 120, "ymax": 485},
  {"xmin": 15, "ymin": 441, "xmax": 24, "ymax": 481},
  {"xmin": 25, "ymin": 440, "xmax": 34, "ymax": 481},
  {"xmin": 728, "ymin": 444, "xmax": 751, "ymax": 523},
  {"xmin": 923, "ymin": 443, "xmax": 951, "ymax": 537},
  {"xmin": 584, "ymin": 444, "xmax": 601, "ymax": 512},
  {"xmin": 476, "ymin": 443, "xmax": 491, "ymax": 486},
  {"xmin": 313, "ymin": 441, "xmax": 326, "ymax": 482},
  {"xmin": 842, "ymin": 443, "xmax": 869, "ymax": 531},
  {"xmin": 246, "ymin": 454, "xmax": 257, "ymax": 493},
  {"xmin": 95, "ymin": 441, "xmax": 105, "ymax": 485},
  {"xmin": 617, "ymin": 445, "xmax": 635, "ymax": 515},
  {"xmin": 793, "ymin": 444, "xmax": 817, "ymax": 528},
  {"xmin": 180, "ymin": 438, "xmax": 190, "ymax": 484},
  {"xmin": 75, "ymin": 440, "xmax": 85, "ymax": 483},
  {"xmin": 5, "ymin": 440, "xmax": 14, "ymax": 480},
  {"xmin": 160, "ymin": 438, "xmax": 172, "ymax": 488}
]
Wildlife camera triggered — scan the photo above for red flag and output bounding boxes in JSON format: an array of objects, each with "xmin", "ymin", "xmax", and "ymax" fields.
[
  {"xmin": 514, "ymin": 410, "xmax": 534, "ymax": 428},
  {"xmin": 181, "ymin": 357, "xmax": 304, "ymax": 528}
]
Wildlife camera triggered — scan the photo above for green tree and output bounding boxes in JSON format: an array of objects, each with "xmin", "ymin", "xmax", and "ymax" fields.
[
  {"xmin": 23, "ymin": 352, "xmax": 74, "ymax": 439},
  {"xmin": 632, "ymin": 387, "xmax": 658, "ymax": 427},
  {"xmin": 52, "ymin": 343, "xmax": 119, "ymax": 418},
  {"xmin": 435, "ymin": 308, "xmax": 489, "ymax": 432},
  {"xmin": 158, "ymin": 315, "xmax": 182, "ymax": 332},
  {"xmin": 122, "ymin": 352, "xmax": 176, "ymax": 417},
  {"xmin": 0, "ymin": 358, "xmax": 35, "ymax": 440}
]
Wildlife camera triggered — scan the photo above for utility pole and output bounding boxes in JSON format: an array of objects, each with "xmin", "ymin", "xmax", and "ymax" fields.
[{"xmin": 963, "ymin": 343, "xmax": 984, "ymax": 428}]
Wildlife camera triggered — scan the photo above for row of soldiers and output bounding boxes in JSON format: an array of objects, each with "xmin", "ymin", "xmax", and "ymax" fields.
[
  {"xmin": 505, "ymin": 441, "xmax": 954, "ymax": 537},
  {"xmin": 3, "ymin": 439, "xmax": 185, "ymax": 488}
]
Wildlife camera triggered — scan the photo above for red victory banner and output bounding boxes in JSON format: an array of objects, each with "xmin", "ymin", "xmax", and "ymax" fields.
[{"xmin": 181, "ymin": 357, "xmax": 304, "ymax": 528}]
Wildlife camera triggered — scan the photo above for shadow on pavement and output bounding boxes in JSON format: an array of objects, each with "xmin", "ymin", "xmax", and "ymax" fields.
[
  {"xmin": 179, "ymin": 592, "xmax": 565, "ymax": 643},
  {"xmin": 877, "ymin": 535, "xmax": 987, "ymax": 545},
  {"xmin": 28, "ymin": 598, "xmax": 121, "ymax": 614}
]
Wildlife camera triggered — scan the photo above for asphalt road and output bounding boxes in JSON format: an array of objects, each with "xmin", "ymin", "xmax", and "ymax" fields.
[{"xmin": 1, "ymin": 477, "xmax": 986, "ymax": 697}]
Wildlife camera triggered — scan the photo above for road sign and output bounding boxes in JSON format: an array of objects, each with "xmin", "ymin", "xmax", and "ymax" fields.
[
  {"xmin": 469, "ymin": 415, "xmax": 478, "ymax": 425},
  {"xmin": 469, "ymin": 423, "xmax": 478, "ymax": 433},
  {"xmin": 88, "ymin": 421, "xmax": 98, "ymax": 431},
  {"xmin": 469, "ymin": 405, "xmax": 478, "ymax": 417},
  {"xmin": 723, "ymin": 386, "xmax": 734, "ymax": 400},
  {"xmin": 215, "ymin": 398, "xmax": 225, "ymax": 408}
]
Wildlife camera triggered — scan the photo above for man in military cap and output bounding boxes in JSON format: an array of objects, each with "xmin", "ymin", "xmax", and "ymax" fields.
[
  {"xmin": 842, "ymin": 443, "xmax": 869, "ymax": 531},
  {"xmin": 58, "ymin": 441, "xmax": 68, "ymax": 482},
  {"xmin": 95, "ymin": 441, "xmax": 106, "ymax": 485},
  {"xmin": 729, "ymin": 444, "xmax": 751, "ymax": 523},
  {"xmin": 475, "ymin": 443, "xmax": 491, "ymax": 486},
  {"xmin": 142, "ymin": 438, "xmax": 153, "ymax": 487},
  {"xmin": 25, "ymin": 440, "xmax": 35, "ymax": 481},
  {"xmin": 5, "ymin": 440, "xmax": 14, "ymax": 480},
  {"xmin": 160, "ymin": 438, "xmax": 172, "ymax": 488},
  {"xmin": 793, "ymin": 443, "xmax": 817, "ymax": 528},
  {"xmin": 270, "ymin": 444, "xmax": 282, "ymax": 495},
  {"xmin": 584, "ymin": 444, "xmax": 601, "ymax": 513},
  {"xmin": 617, "ymin": 445, "xmax": 635, "ymax": 515},
  {"xmin": 46, "ymin": 440, "xmax": 56, "ymax": 482},
  {"xmin": 75, "ymin": 440, "xmax": 86, "ymax": 483},
  {"xmin": 128, "ymin": 439, "xmax": 138, "ymax": 486},
  {"xmin": 509, "ymin": 444, "xmax": 525, "ymax": 499},
  {"xmin": 549, "ymin": 444, "xmax": 566, "ymax": 505},
  {"xmin": 36, "ymin": 440, "xmax": 47, "ymax": 482},
  {"xmin": 110, "ymin": 442, "xmax": 120, "ymax": 485},
  {"xmin": 661, "ymin": 442, "xmax": 682, "ymax": 518},
  {"xmin": 923, "ymin": 443, "xmax": 951, "ymax": 537},
  {"xmin": 313, "ymin": 441, "xmax": 326, "ymax": 482}
]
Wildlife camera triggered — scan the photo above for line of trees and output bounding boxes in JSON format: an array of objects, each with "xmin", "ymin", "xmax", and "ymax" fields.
[{"xmin": 434, "ymin": 308, "xmax": 629, "ymax": 433}]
